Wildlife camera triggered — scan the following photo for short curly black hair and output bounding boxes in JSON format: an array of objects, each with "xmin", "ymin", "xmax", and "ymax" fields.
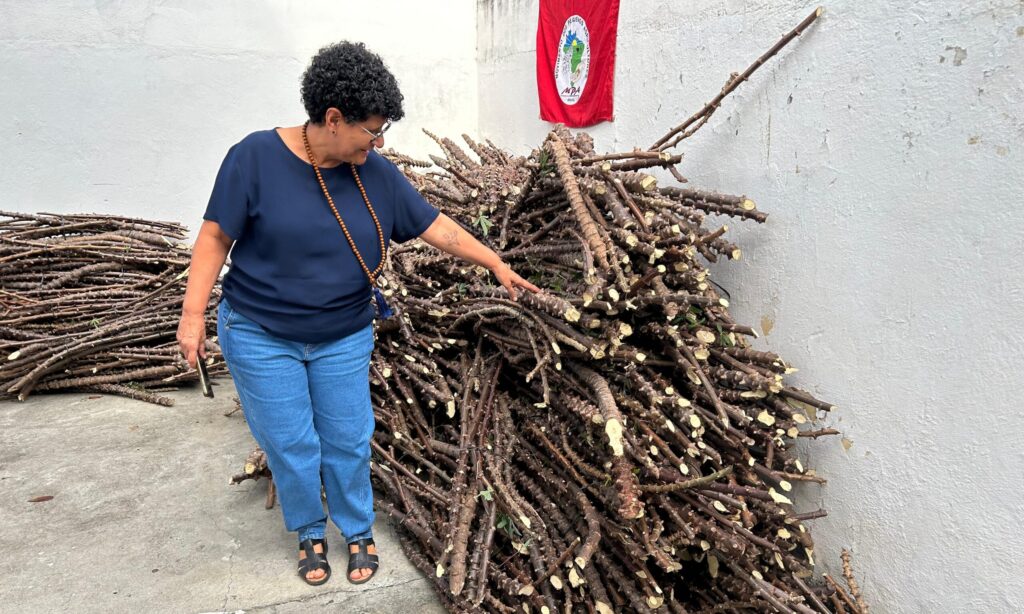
[{"xmin": 300, "ymin": 41, "xmax": 405, "ymax": 125}]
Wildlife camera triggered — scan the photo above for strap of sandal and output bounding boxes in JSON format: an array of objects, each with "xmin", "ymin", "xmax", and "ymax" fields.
[
  {"xmin": 298, "ymin": 538, "xmax": 329, "ymax": 573},
  {"xmin": 347, "ymin": 538, "xmax": 379, "ymax": 572},
  {"xmin": 298, "ymin": 538, "xmax": 327, "ymax": 554}
]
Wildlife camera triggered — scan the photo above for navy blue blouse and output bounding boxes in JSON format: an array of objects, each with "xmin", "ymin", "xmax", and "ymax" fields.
[{"xmin": 204, "ymin": 129, "xmax": 439, "ymax": 343}]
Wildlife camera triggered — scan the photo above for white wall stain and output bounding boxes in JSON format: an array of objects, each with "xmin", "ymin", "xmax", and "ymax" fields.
[{"xmin": 945, "ymin": 45, "xmax": 969, "ymax": 65}]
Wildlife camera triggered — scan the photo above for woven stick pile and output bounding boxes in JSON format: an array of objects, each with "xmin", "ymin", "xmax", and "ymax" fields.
[{"xmin": 0, "ymin": 211, "xmax": 224, "ymax": 406}]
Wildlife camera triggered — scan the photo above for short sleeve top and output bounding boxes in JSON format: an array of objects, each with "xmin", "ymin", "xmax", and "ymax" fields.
[{"xmin": 203, "ymin": 129, "xmax": 439, "ymax": 343}]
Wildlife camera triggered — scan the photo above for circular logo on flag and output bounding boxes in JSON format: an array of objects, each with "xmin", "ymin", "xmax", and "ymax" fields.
[{"xmin": 554, "ymin": 15, "xmax": 590, "ymax": 106}]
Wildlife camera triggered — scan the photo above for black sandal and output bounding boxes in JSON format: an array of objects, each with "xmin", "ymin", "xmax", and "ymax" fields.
[
  {"xmin": 297, "ymin": 538, "xmax": 331, "ymax": 586},
  {"xmin": 347, "ymin": 538, "xmax": 379, "ymax": 585}
]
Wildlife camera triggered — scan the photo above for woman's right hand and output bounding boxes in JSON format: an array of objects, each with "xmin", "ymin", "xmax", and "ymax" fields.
[{"xmin": 177, "ymin": 310, "xmax": 207, "ymax": 369}]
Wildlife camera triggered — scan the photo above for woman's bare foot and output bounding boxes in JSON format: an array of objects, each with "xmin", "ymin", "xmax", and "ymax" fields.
[
  {"xmin": 349, "ymin": 542, "xmax": 377, "ymax": 581},
  {"xmin": 298, "ymin": 541, "xmax": 327, "ymax": 582}
]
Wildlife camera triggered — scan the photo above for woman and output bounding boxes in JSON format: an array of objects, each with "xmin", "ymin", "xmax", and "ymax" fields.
[{"xmin": 176, "ymin": 41, "xmax": 538, "ymax": 586}]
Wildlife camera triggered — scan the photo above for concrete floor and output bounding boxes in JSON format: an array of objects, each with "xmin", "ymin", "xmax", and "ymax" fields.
[{"xmin": 0, "ymin": 378, "xmax": 445, "ymax": 614}]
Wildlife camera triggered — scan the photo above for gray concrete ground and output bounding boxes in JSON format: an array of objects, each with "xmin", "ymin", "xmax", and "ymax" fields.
[{"xmin": 0, "ymin": 378, "xmax": 445, "ymax": 614}]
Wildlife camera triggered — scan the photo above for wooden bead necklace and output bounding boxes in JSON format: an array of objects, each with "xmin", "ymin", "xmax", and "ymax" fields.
[{"xmin": 301, "ymin": 121, "xmax": 386, "ymax": 285}]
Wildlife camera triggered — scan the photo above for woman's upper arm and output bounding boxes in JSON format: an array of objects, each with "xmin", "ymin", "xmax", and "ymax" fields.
[
  {"xmin": 199, "ymin": 220, "xmax": 235, "ymax": 251},
  {"xmin": 416, "ymin": 213, "xmax": 448, "ymax": 247}
]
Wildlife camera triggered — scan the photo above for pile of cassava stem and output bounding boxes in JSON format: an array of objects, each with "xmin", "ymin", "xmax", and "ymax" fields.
[
  {"xmin": 350, "ymin": 8, "xmax": 867, "ymax": 613},
  {"xmin": 0, "ymin": 211, "xmax": 223, "ymax": 407},
  {"xmin": 357, "ymin": 117, "xmax": 864, "ymax": 612}
]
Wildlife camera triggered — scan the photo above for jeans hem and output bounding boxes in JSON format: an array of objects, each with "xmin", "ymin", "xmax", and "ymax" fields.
[
  {"xmin": 298, "ymin": 525, "xmax": 327, "ymax": 543},
  {"xmin": 346, "ymin": 530, "xmax": 374, "ymax": 544}
]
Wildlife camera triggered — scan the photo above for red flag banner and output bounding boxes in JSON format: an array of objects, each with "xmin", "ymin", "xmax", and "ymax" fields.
[{"xmin": 536, "ymin": 0, "xmax": 620, "ymax": 127}]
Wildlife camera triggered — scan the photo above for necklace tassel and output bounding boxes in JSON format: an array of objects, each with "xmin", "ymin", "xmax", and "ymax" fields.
[{"xmin": 372, "ymin": 286, "xmax": 394, "ymax": 319}]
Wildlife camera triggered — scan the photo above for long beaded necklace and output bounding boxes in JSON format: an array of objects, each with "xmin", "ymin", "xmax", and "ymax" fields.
[{"xmin": 301, "ymin": 121, "xmax": 393, "ymax": 318}]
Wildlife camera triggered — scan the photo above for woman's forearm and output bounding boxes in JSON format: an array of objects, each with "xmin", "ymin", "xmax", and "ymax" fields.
[
  {"xmin": 182, "ymin": 221, "xmax": 233, "ymax": 315},
  {"xmin": 418, "ymin": 213, "xmax": 540, "ymax": 300},
  {"xmin": 418, "ymin": 213, "xmax": 502, "ymax": 270}
]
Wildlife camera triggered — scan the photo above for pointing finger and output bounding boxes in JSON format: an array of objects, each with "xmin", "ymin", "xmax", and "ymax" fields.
[{"xmin": 519, "ymin": 277, "xmax": 540, "ymax": 293}]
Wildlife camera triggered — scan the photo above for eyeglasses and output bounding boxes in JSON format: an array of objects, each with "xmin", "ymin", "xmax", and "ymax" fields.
[{"xmin": 360, "ymin": 120, "xmax": 392, "ymax": 142}]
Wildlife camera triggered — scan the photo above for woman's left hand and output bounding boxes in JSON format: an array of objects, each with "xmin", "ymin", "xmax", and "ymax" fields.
[{"xmin": 490, "ymin": 261, "xmax": 540, "ymax": 301}]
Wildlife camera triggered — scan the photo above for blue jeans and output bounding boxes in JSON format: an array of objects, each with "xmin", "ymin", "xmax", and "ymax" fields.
[{"xmin": 218, "ymin": 299, "xmax": 376, "ymax": 544}]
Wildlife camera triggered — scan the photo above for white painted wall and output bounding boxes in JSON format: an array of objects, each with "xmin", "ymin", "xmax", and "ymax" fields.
[
  {"xmin": 478, "ymin": 1, "xmax": 1024, "ymax": 612},
  {"xmin": 0, "ymin": 0, "xmax": 478, "ymax": 234}
]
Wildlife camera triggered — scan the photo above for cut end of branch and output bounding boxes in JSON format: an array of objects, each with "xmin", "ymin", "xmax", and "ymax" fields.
[{"xmin": 605, "ymin": 418, "xmax": 624, "ymax": 456}]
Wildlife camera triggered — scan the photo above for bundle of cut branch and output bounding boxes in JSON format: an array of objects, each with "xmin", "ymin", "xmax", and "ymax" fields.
[
  {"xmin": 0, "ymin": 211, "xmax": 224, "ymax": 406},
  {"xmin": 368, "ymin": 121, "xmax": 860, "ymax": 611},
  {"xmin": 356, "ymin": 7, "xmax": 868, "ymax": 613}
]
